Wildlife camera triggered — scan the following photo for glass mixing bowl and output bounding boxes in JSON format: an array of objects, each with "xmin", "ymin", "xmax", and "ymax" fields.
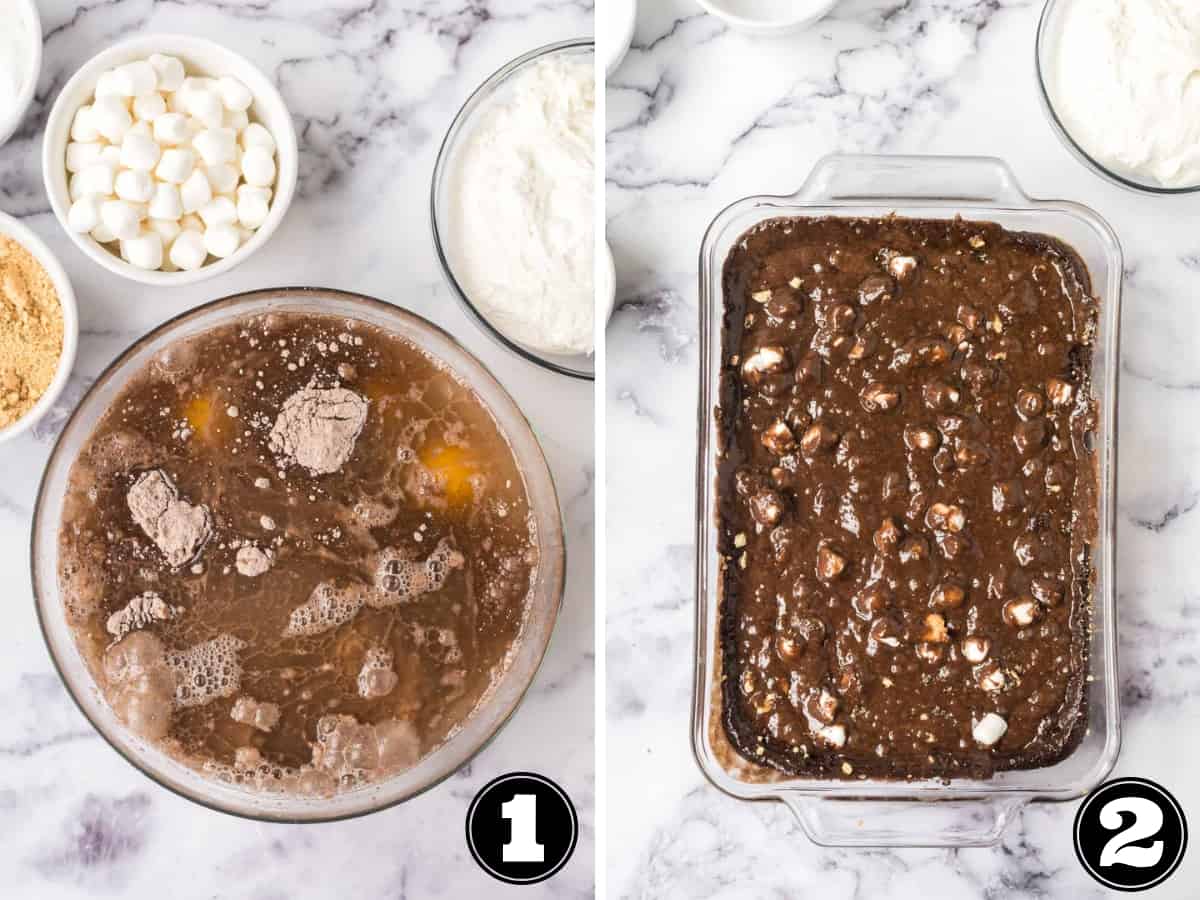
[
  {"xmin": 31, "ymin": 287, "xmax": 566, "ymax": 822},
  {"xmin": 1036, "ymin": 0, "xmax": 1200, "ymax": 195},
  {"xmin": 431, "ymin": 39, "xmax": 596, "ymax": 380}
]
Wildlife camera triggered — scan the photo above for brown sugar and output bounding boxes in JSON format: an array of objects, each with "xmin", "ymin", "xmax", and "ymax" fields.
[{"xmin": 0, "ymin": 234, "xmax": 64, "ymax": 429}]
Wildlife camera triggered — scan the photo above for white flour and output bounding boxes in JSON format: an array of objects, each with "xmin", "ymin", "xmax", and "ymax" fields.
[
  {"xmin": 0, "ymin": 12, "xmax": 31, "ymax": 126},
  {"xmin": 447, "ymin": 55, "xmax": 594, "ymax": 356}
]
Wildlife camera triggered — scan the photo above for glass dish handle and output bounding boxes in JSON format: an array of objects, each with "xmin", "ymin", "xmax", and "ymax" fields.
[
  {"xmin": 793, "ymin": 154, "xmax": 1032, "ymax": 206},
  {"xmin": 781, "ymin": 795, "xmax": 1027, "ymax": 847}
]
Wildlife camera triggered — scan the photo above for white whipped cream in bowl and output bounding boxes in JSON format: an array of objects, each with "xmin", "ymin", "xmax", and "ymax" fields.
[
  {"xmin": 432, "ymin": 39, "xmax": 596, "ymax": 380},
  {"xmin": 0, "ymin": 0, "xmax": 42, "ymax": 147},
  {"xmin": 1038, "ymin": 0, "xmax": 1200, "ymax": 193}
]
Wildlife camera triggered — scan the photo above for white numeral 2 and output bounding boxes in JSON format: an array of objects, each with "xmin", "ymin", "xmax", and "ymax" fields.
[
  {"xmin": 1099, "ymin": 797, "xmax": 1164, "ymax": 869},
  {"xmin": 501, "ymin": 793, "xmax": 544, "ymax": 863}
]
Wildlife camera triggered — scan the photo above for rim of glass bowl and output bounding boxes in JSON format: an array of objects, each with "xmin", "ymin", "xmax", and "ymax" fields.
[
  {"xmin": 30, "ymin": 287, "xmax": 566, "ymax": 823},
  {"xmin": 1035, "ymin": 0, "xmax": 1200, "ymax": 196},
  {"xmin": 430, "ymin": 38, "xmax": 596, "ymax": 381}
]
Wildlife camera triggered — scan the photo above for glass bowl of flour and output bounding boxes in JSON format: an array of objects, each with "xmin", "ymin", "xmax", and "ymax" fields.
[
  {"xmin": 1037, "ymin": 0, "xmax": 1200, "ymax": 194},
  {"xmin": 432, "ymin": 39, "xmax": 596, "ymax": 380}
]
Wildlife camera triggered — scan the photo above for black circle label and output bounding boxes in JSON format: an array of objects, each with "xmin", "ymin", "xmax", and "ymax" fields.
[
  {"xmin": 465, "ymin": 772, "xmax": 578, "ymax": 885},
  {"xmin": 1074, "ymin": 777, "xmax": 1188, "ymax": 891}
]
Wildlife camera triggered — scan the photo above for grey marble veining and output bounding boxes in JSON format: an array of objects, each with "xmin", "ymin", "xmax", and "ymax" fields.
[
  {"xmin": 607, "ymin": 0, "xmax": 1200, "ymax": 896},
  {"xmin": 0, "ymin": 1, "xmax": 594, "ymax": 897}
]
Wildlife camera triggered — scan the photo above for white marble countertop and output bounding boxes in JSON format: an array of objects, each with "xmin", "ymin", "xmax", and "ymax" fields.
[
  {"xmin": 607, "ymin": 0, "xmax": 1199, "ymax": 896},
  {"xmin": 0, "ymin": 2, "xmax": 594, "ymax": 897}
]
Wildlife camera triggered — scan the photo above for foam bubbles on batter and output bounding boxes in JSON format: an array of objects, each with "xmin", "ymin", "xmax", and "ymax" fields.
[
  {"xmin": 368, "ymin": 538, "xmax": 464, "ymax": 608},
  {"xmin": 357, "ymin": 647, "xmax": 399, "ymax": 699},
  {"xmin": 164, "ymin": 633, "xmax": 247, "ymax": 709},
  {"xmin": 282, "ymin": 539, "xmax": 465, "ymax": 638},
  {"xmin": 282, "ymin": 582, "xmax": 371, "ymax": 638}
]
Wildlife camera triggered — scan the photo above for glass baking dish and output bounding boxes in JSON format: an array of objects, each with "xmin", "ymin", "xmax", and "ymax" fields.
[{"xmin": 692, "ymin": 155, "xmax": 1122, "ymax": 847}]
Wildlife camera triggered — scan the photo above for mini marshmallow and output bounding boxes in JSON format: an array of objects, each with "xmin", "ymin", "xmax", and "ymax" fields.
[
  {"xmin": 99, "ymin": 145, "xmax": 123, "ymax": 167},
  {"xmin": 121, "ymin": 230, "xmax": 164, "ymax": 271},
  {"xmin": 92, "ymin": 96, "xmax": 133, "ymax": 143},
  {"xmin": 236, "ymin": 185, "xmax": 270, "ymax": 229},
  {"xmin": 91, "ymin": 221, "xmax": 118, "ymax": 244},
  {"xmin": 115, "ymin": 169, "xmax": 155, "ymax": 203},
  {"xmin": 66, "ymin": 142, "xmax": 105, "ymax": 174},
  {"xmin": 100, "ymin": 199, "xmax": 143, "ymax": 241},
  {"xmin": 132, "ymin": 92, "xmax": 167, "ymax": 122},
  {"xmin": 972, "ymin": 713, "xmax": 1008, "ymax": 747},
  {"xmin": 128, "ymin": 120, "xmax": 153, "ymax": 139},
  {"xmin": 148, "ymin": 54, "xmax": 186, "ymax": 92},
  {"xmin": 169, "ymin": 229, "xmax": 207, "ymax": 270},
  {"xmin": 183, "ymin": 88, "xmax": 224, "ymax": 129},
  {"xmin": 107, "ymin": 67, "xmax": 137, "ymax": 98},
  {"xmin": 199, "ymin": 195, "xmax": 237, "ymax": 228},
  {"xmin": 215, "ymin": 76, "xmax": 253, "ymax": 112},
  {"xmin": 67, "ymin": 195, "xmax": 102, "ymax": 233},
  {"xmin": 93, "ymin": 70, "xmax": 124, "ymax": 99},
  {"xmin": 240, "ymin": 122, "xmax": 276, "ymax": 154},
  {"xmin": 155, "ymin": 147, "xmax": 196, "ymax": 184},
  {"xmin": 224, "ymin": 108, "xmax": 249, "ymax": 132},
  {"xmin": 193, "ymin": 127, "xmax": 237, "ymax": 166},
  {"xmin": 241, "ymin": 146, "xmax": 276, "ymax": 187},
  {"xmin": 113, "ymin": 60, "xmax": 158, "ymax": 97},
  {"xmin": 68, "ymin": 173, "xmax": 84, "ymax": 202},
  {"xmin": 70, "ymin": 105, "xmax": 101, "ymax": 142},
  {"xmin": 180, "ymin": 169, "xmax": 213, "ymax": 214},
  {"xmin": 205, "ymin": 163, "xmax": 239, "ymax": 195},
  {"xmin": 179, "ymin": 76, "xmax": 215, "ymax": 96},
  {"xmin": 180, "ymin": 213, "xmax": 204, "ymax": 233},
  {"xmin": 147, "ymin": 217, "xmax": 181, "ymax": 244},
  {"xmin": 147, "ymin": 182, "xmax": 183, "ymax": 221},
  {"xmin": 76, "ymin": 162, "xmax": 116, "ymax": 196},
  {"xmin": 204, "ymin": 223, "xmax": 241, "ymax": 258},
  {"xmin": 153, "ymin": 112, "xmax": 191, "ymax": 145},
  {"xmin": 120, "ymin": 132, "xmax": 162, "ymax": 171}
]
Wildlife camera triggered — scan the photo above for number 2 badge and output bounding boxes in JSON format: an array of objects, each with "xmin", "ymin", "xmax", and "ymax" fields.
[{"xmin": 1074, "ymin": 777, "xmax": 1188, "ymax": 891}]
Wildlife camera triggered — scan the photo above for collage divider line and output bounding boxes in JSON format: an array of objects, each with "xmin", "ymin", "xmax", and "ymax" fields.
[{"xmin": 593, "ymin": 26, "xmax": 608, "ymax": 899}]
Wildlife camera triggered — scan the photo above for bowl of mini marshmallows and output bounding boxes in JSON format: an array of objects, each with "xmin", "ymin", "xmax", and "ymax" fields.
[{"xmin": 43, "ymin": 34, "xmax": 298, "ymax": 284}]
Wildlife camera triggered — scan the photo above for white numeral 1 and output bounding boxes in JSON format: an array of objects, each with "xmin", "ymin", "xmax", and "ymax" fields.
[{"xmin": 501, "ymin": 793, "xmax": 544, "ymax": 863}]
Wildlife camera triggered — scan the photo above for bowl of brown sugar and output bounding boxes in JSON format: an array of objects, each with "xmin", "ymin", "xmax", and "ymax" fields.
[{"xmin": 0, "ymin": 212, "xmax": 78, "ymax": 444}]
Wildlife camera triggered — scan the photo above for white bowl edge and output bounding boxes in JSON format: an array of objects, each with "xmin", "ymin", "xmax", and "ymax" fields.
[{"xmin": 694, "ymin": 0, "xmax": 839, "ymax": 35}]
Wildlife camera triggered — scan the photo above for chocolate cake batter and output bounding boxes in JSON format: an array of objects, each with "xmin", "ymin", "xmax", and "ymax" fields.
[
  {"xmin": 716, "ymin": 216, "xmax": 1099, "ymax": 780},
  {"xmin": 58, "ymin": 312, "xmax": 538, "ymax": 795}
]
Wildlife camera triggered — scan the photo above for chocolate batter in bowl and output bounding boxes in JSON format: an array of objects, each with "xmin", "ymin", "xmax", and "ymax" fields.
[
  {"xmin": 693, "ymin": 156, "xmax": 1122, "ymax": 846},
  {"xmin": 32, "ymin": 288, "xmax": 565, "ymax": 822}
]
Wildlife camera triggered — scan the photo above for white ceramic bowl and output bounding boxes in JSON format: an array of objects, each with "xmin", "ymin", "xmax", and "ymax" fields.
[
  {"xmin": 604, "ymin": 0, "xmax": 637, "ymax": 77},
  {"xmin": 0, "ymin": 212, "xmax": 79, "ymax": 445},
  {"xmin": 600, "ymin": 240, "xmax": 616, "ymax": 325},
  {"xmin": 0, "ymin": 0, "xmax": 43, "ymax": 147},
  {"xmin": 43, "ymin": 34, "xmax": 298, "ymax": 286},
  {"xmin": 695, "ymin": 0, "xmax": 839, "ymax": 36}
]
